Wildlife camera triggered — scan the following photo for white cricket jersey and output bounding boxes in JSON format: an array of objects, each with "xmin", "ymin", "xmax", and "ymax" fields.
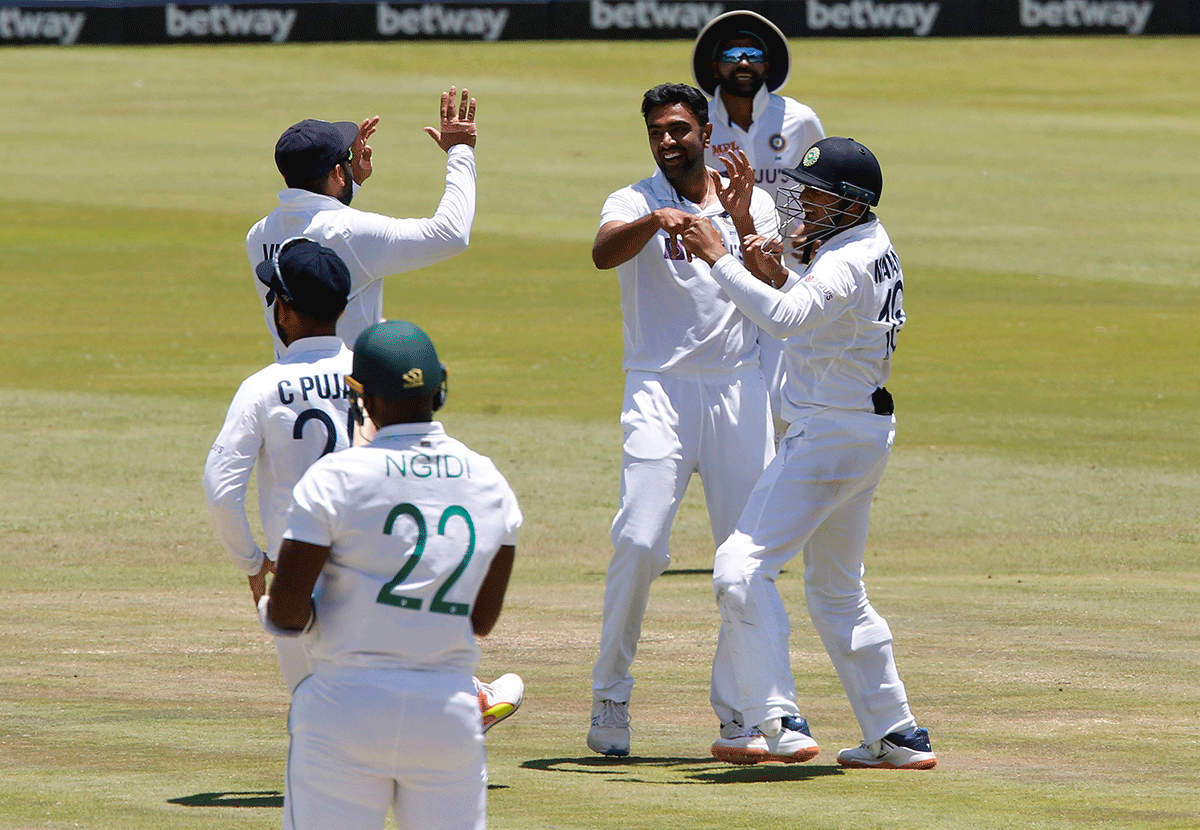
[
  {"xmin": 708, "ymin": 218, "xmax": 906, "ymax": 417},
  {"xmin": 246, "ymin": 145, "xmax": 476, "ymax": 360},
  {"xmin": 283, "ymin": 422, "xmax": 522, "ymax": 675},
  {"xmin": 601, "ymin": 168, "xmax": 778, "ymax": 374},
  {"xmin": 203, "ymin": 336, "xmax": 353, "ymax": 575},
  {"xmin": 706, "ymin": 88, "xmax": 824, "ymax": 201}
]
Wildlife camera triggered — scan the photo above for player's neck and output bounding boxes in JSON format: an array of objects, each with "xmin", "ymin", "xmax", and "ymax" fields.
[
  {"xmin": 720, "ymin": 90, "xmax": 755, "ymax": 131},
  {"xmin": 670, "ymin": 166, "xmax": 714, "ymax": 207}
]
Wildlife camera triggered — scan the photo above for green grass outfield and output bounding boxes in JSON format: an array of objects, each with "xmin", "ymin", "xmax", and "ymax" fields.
[{"xmin": 1, "ymin": 37, "xmax": 1198, "ymax": 829}]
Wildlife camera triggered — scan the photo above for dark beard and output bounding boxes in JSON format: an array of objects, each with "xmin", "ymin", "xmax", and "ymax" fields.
[
  {"xmin": 273, "ymin": 302, "xmax": 291, "ymax": 346},
  {"xmin": 719, "ymin": 73, "xmax": 765, "ymax": 99},
  {"xmin": 336, "ymin": 163, "xmax": 354, "ymax": 206}
]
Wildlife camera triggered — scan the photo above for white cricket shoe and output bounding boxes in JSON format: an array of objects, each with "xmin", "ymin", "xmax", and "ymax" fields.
[
  {"xmin": 711, "ymin": 716, "xmax": 820, "ymax": 765},
  {"xmin": 836, "ymin": 727, "xmax": 937, "ymax": 770},
  {"xmin": 478, "ymin": 673, "xmax": 524, "ymax": 733},
  {"xmin": 587, "ymin": 700, "xmax": 631, "ymax": 756}
]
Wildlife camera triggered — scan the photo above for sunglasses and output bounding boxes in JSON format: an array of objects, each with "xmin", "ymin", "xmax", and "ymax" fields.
[
  {"xmin": 264, "ymin": 236, "xmax": 313, "ymax": 306},
  {"xmin": 717, "ymin": 46, "xmax": 766, "ymax": 64}
]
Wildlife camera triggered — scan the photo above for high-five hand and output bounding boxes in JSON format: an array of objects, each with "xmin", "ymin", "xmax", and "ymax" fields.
[
  {"xmin": 425, "ymin": 86, "xmax": 478, "ymax": 151},
  {"xmin": 350, "ymin": 116, "xmax": 380, "ymax": 185}
]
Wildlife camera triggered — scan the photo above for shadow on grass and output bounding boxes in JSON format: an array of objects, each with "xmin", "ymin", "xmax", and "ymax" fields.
[
  {"xmin": 168, "ymin": 792, "xmax": 283, "ymax": 808},
  {"xmin": 170, "ymin": 781, "xmax": 511, "ymax": 810},
  {"xmin": 521, "ymin": 756, "xmax": 842, "ymax": 784}
]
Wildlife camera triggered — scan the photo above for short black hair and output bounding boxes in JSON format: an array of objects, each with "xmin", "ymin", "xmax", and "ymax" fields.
[{"xmin": 641, "ymin": 83, "xmax": 709, "ymax": 128}]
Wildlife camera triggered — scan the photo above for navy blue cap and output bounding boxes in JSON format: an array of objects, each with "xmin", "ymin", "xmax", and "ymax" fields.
[
  {"xmin": 274, "ymin": 119, "xmax": 358, "ymax": 183},
  {"xmin": 256, "ymin": 238, "xmax": 351, "ymax": 319},
  {"xmin": 783, "ymin": 137, "xmax": 883, "ymax": 207}
]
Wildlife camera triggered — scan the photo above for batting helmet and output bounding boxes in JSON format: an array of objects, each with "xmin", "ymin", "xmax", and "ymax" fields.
[
  {"xmin": 691, "ymin": 10, "xmax": 790, "ymax": 96},
  {"xmin": 349, "ymin": 321, "xmax": 447, "ymax": 408},
  {"xmin": 782, "ymin": 137, "xmax": 882, "ymax": 207},
  {"xmin": 776, "ymin": 137, "xmax": 883, "ymax": 251}
]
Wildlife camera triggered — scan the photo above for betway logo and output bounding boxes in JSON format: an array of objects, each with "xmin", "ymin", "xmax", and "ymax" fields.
[
  {"xmin": 0, "ymin": 8, "xmax": 85, "ymax": 44},
  {"xmin": 807, "ymin": 0, "xmax": 940, "ymax": 36},
  {"xmin": 377, "ymin": 4, "xmax": 509, "ymax": 41},
  {"xmin": 165, "ymin": 5, "xmax": 296, "ymax": 42},
  {"xmin": 1020, "ymin": 0, "xmax": 1152, "ymax": 33},
  {"xmin": 591, "ymin": 0, "xmax": 724, "ymax": 31}
]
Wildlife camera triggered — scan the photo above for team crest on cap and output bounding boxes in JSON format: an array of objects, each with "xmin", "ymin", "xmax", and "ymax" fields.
[
  {"xmin": 803, "ymin": 147, "xmax": 821, "ymax": 168},
  {"xmin": 769, "ymin": 133, "xmax": 786, "ymax": 152},
  {"xmin": 402, "ymin": 368, "xmax": 425, "ymax": 389}
]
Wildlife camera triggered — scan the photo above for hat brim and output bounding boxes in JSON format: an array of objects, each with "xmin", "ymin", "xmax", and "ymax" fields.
[
  {"xmin": 329, "ymin": 121, "xmax": 360, "ymax": 156},
  {"xmin": 255, "ymin": 258, "xmax": 277, "ymax": 289},
  {"xmin": 692, "ymin": 10, "xmax": 790, "ymax": 97}
]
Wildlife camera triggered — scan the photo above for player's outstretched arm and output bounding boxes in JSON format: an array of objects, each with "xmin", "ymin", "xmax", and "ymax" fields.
[
  {"xmin": 471, "ymin": 544, "xmax": 515, "ymax": 637},
  {"xmin": 741, "ymin": 234, "xmax": 789, "ymax": 289},
  {"xmin": 424, "ymin": 87, "xmax": 477, "ymax": 152},
  {"xmin": 265, "ymin": 539, "xmax": 331, "ymax": 632}
]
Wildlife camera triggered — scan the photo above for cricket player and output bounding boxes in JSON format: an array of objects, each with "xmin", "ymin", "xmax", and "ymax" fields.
[
  {"xmin": 247, "ymin": 87, "xmax": 477, "ymax": 360},
  {"xmin": 679, "ymin": 138, "xmax": 936, "ymax": 769},
  {"xmin": 262, "ymin": 320, "xmax": 522, "ymax": 830},
  {"xmin": 693, "ymin": 10, "xmax": 825, "ymax": 437},
  {"xmin": 587, "ymin": 84, "xmax": 779, "ymax": 758},
  {"xmin": 204, "ymin": 240, "xmax": 522, "ymax": 727}
]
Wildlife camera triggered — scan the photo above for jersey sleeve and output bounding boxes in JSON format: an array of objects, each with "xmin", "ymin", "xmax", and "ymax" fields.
[
  {"xmin": 497, "ymin": 474, "xmax": 523, "ymax": 546},
  {"xmin": 203, "ymin": 380, "xmax": 267, "ymax": 575},
  {"xmin": 340, "ymin": 145, "xmax": 476, "ymax": 280},
  {"xmin": 599, "ymin": 185, "xmax": 648, "ymax": 227},
  {"xmin": 282, "ymin": 460, "xmax": 341, "ymax": 549},
  {"xmin": 709, "ymin": 252, "xmax": 856, "ymax": 340}
]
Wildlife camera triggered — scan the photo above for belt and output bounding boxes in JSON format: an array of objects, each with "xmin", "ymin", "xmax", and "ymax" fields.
[{"xmin": 872, "ymin": 387, "xmax": 894, "ymax": 416}]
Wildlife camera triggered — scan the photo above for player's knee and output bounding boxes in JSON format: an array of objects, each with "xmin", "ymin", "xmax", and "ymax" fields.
[
  {"xmin": 808, "ymin": 598, "xmax": 892, "ymax": 656},
  {"xmin": 608, "ymin": 530, "xmax": 670, "ymax": 580}
]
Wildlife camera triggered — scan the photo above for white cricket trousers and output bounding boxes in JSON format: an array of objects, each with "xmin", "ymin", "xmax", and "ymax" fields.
[
  {"xmin": 275, "ymin": 638, "xmax": 312, "ymax": 695},
  {"xmin": 758, "ymin": 333, "xmax": 789, "ymax": 442},
  {"xmin": 592, "ymin": 367, "xmax": 773, "ymax": 726},
  {"xmin": 283, "ymin": 666, "xmax": 486, "ymax": 830},
  {"xmin": 713, "ymin": 408, "xmax": 917, "ymax": 743}
]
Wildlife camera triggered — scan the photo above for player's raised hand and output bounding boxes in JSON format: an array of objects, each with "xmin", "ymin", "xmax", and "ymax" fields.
[
  {"xmin": 424, "ymin": 87, "xmax": 477, "ymax": 151},
  {"xmin": 712, "ymin": 148, "xmax": 755, "ymax": 220},
  {"xmin": 349, "ymin": 116, "xmax": 380, "ymax": 184}
]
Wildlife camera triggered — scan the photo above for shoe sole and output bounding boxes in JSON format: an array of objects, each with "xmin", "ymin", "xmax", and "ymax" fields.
[
  {"xmin": 711, "ymin": 745, "xmax": 820, "ymax": 765},
  {"xmin": 587, "ymin": 740, "xmax": 630, "ymax": 757},
  {"xmin": 837, "ymin": 757, "xmax": 937, "ymax": 770},
  {"xmin": 480, "ymin": 690, "xmax": 522, "ymax": 733}
]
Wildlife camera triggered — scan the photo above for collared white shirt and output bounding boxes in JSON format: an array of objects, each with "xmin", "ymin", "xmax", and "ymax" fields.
[
  {"xmin": 246, "ymin": 145, "xmax": 476, "ymax": 359},
  {"xmin": 600, "ymin": 167, "xmax": 778, "ymax": 374}
]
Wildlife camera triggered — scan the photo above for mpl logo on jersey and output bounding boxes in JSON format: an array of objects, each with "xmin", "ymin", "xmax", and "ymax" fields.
[
  {"xmin": 806, "ymin": 0, "xmax": 942, "ymax": 36},
  {"xmin": 0, "ymin": 7, "xmax": 86, "ymax": 45},
  {"xmin": 376, "ymin": 4, "xmax": 510, "ymax": 40},
  {"xmin": 590, "ymin": 0, "xmax": 725, "ymax": 32},
  {"xmin": 1018, "ymin": 0, "xmax": 1153, "ymax": 34},
  {"xmin": 165, "ymin": 4, "xmax": 297, "ymax": 41}
]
